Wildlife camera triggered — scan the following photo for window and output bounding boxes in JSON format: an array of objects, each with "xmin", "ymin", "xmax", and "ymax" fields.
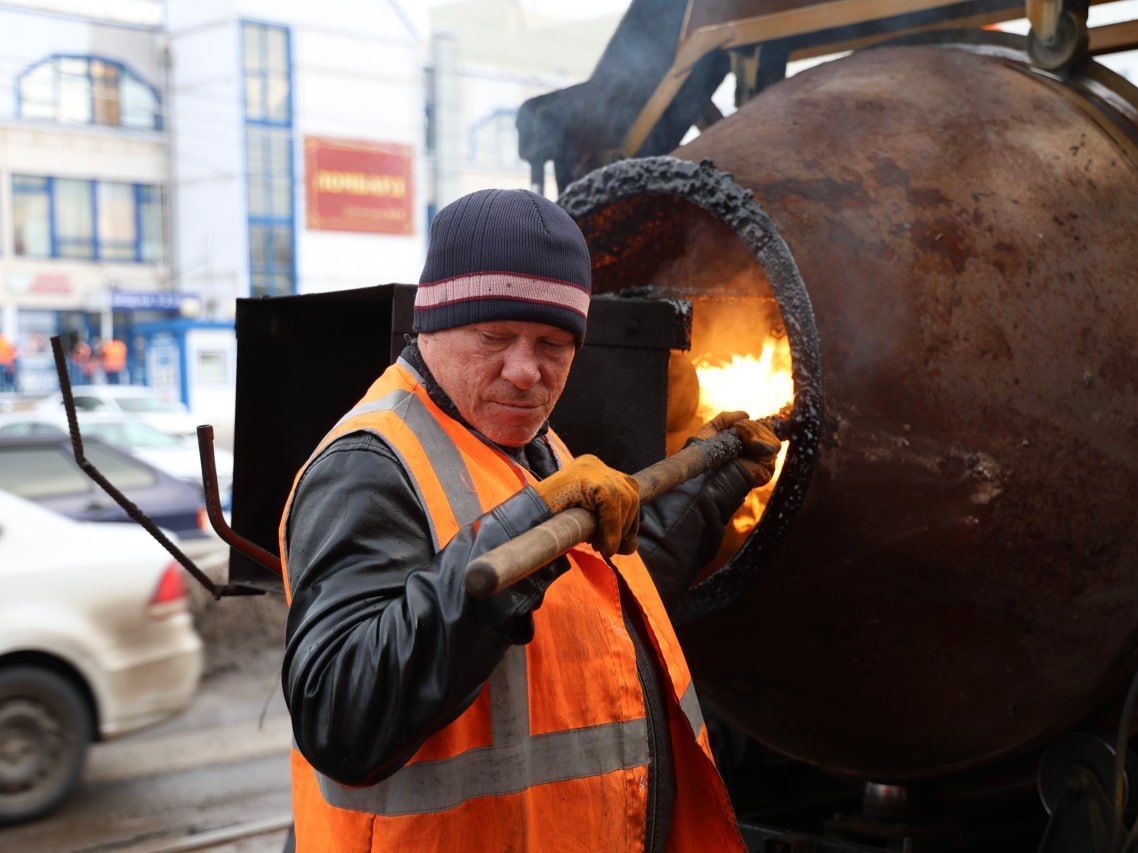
[
  {"xmin": 17, "ymin": 55, "xmax": 161, "ymax": 131},
  {"xmin": 138, "ymin": 185, "xmax": 167, "ymax": 263},
  {"xmin": 243, "ymin": 23, "xmax": 291, "ymax": 125},
  {"xmin": 98, "ymin": 182, "xmax": 136, "ymax": 261},
  {"xmin": 0, "ymin": 423, "xmax": 66, "ymax": 438},
  {"xmin": 243, "ymin": 22, "xmax": 295, "ymax": 298},
  {"xmin": 84, "ymin": 443, "xmax": 157, "ymax": 489},
  {"xmin": 0, "ymin": 447, "xmax": 92, "ymax": 498},
  {"xmin": 54, "ymin": 178, "xmax": 95, "ymax": 259},
  {"xmin": 197, "ymin": 351, "xmax": 229, "ymax": 385},
  {"xmin": 13, "ymin": 176, "xmax": 50, "ymax": 257},
  {"xmin": 71, "ymin": 395, "xmax": 108, "ymax": 411},
  {"xmin": 468, "ymin": 110, "xmax": 524, "ymax": 169},
  {"xmin": 12, "ymin": 175, "xmax": 167, "ymax": 263}
]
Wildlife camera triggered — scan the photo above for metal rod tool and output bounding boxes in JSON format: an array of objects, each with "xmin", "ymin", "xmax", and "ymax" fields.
[{"xmin": 465, "ymin": 419, "xmax": 787, "ymax": 598}]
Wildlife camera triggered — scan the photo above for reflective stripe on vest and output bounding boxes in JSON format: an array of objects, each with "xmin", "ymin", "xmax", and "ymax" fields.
[
  {"xmin": 332, "ymin": 382, "xmax": 482, "ymax": 550},
  {"xmin": 314, "ymin": 644, "xmax": 651, "ymax": 816}
]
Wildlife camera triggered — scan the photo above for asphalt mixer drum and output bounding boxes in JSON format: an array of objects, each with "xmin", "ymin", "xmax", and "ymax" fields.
[{"xmin": 558, "ymin": 36, "xmax": 1138, "ymax": 783}]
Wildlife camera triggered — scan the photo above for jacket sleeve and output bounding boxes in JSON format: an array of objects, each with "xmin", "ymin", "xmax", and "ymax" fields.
[
  {"xmin": 636, "ymin": 460, "xmax": 754, "ymax": 611},
  {"xmin": 282, "ymin": 432, "xmax": 567, "ymax": 787}
]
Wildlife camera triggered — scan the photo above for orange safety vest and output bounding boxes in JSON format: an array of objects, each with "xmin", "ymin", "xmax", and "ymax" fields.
[
  {"xmin": 101, "ymin": 339, "xmax": 127, "ymax": 372},
  {"xmin": 0, "ymin": 335, "xmax": 14, "ymax": 367},
  {"xmin": 279, "ymin": 357, "xmax": 744, "ymax": 852}
]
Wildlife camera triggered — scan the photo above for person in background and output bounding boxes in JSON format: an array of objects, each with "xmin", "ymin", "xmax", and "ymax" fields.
[
  {"xmin": 0, "ymin": 334, "xmax": 16, "ymax": 393},
  {"xmin": 68, "ymin": 339, "xmax": 92, "ymax": 388},
  {"xmin": 101, "ymin": 338, "xmax": 128, "ymax": 385}
]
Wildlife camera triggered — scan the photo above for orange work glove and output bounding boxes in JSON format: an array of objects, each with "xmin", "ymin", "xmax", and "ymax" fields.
[
  {"xmin": 533, "ymin": 454, "xmax": 640, "ymax": 558},
  {"xmin": 695, "ymin": 411, "xmax": 782, "ymax": 487}
]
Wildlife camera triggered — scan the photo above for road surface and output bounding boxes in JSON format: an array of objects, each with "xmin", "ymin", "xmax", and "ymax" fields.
[{"xmin": 0, "ymin": 647, "xmax": 293, "ymax": 852}]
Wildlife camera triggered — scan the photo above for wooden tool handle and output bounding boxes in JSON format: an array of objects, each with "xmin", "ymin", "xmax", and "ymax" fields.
[{"xmin": 464, "ymin": 429, "xmax": 747, "ymax": 598}]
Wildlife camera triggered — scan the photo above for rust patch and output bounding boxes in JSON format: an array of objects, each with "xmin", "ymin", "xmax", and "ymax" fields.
[{"xmin": 910, "ymin": 218, "xmax": 973, "ymax": 273}]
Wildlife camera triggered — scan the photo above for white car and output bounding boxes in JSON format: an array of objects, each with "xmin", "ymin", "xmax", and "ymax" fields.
[
  {"xmin": 0, "ymin": 413, "xmax": 233, "ymax": 508},
  {"xmin": 35, "ymin": 385, "xmax": 200, "ymax": 438},
  {"xmin": 0, "ymin": 490, "xmax": 203, "ymax": 824}
]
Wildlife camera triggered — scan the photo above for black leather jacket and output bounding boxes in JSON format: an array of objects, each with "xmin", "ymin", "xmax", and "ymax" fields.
[{"xmin": 282, "ymin": 344, "xmax": 751, "ymax": 849}]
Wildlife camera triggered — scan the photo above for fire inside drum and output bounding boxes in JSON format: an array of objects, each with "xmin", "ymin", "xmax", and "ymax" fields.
[
  {"xmin": 561, "ymin": 40, "xmax": 1138, "ymax": 783},
  {"xmin": 565, "ymin": 187, "xmax": 822, "ymax": 582}
]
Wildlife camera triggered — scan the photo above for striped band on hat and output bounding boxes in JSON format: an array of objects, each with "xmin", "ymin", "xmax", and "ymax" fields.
[
  {"xmin": 413, "ymin": 271, "xmax": 589, "ymax": 341},
  {"xmin": 415, "ymin": 272, "xmax": 589, "ymax": 317}
]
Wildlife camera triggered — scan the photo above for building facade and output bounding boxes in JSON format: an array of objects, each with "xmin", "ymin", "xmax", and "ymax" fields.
[
  {"xmin": 0, "ymin": 3, "xmax": 171, "ymax": 393},
  {"xmin": 0, "ymin": 0, "xmax": 430, "ymax": 413},
  {"xmin": 0, "ymin": 1, "xmax": 623, "ymax": 413}
]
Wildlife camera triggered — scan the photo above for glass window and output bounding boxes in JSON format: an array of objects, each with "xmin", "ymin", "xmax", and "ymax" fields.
[
  {"xmin": 120, "ymin": 75, "xmax": 157, "ymax": 130},
  {"xmin": 98, "ymin": 182, "xmax": 136, "ymax": 260},
  {"xmin": 138, "ymin": 185, "xmax": 166, "ymax": 263},
  {"xmin": 13, "ymin": 175, "xmax": 51, "ymax": 258},
  {"xmin": 247, "ymin": 175, "xmax": 269, "ymax": 217},
  {"xmin": 265, "ymin": 77, "xmax": 289, "ymax": 123},
  {"xmin": 54, "ymin": 179, "xmax": 95, "ymax": 259},
  {"xmin": 244, "ymin": 77, "xmax": 265, "ymax": 121},
  {"xmin": 57, "ymin": 57, "xmax": 92, "ymax": 124},
  {"xmin": 71, "ymin": 395, "xmax": 107, "ymax": 411},
  {"xmin": 470, "ymin": 111, "xmax": 523, "ymax": 168},
  {"xmin": 266, "ymin": 27, "xmax": 288, "ymax": 73},
  {"xmin": 18, "ymin": 62, "xmax": 55, "ymax": 120},
  {"xmin": 273, "ymin": 225, "xmax": 293, "ymax": 267},
  {"xmin": 268, "ymin": 128, "xmax": 290, "ymax": 172},
  {"xmin": 243, "ymin": 25, "xmax": 264, "ymax": 73},
  {"xmin": 197, "ymin": 351, "xmax": 229, "ymax": 385},
  {"xmin": 17, "ymin": 56, "xmax": 160, "ymax": 130},
  {"xmin": 249, "ymin": 225, "xmax": 268, "ymax": 267},
  {"xmin": 270, "ymin": 177, "xmax": 292, "ymax": 217},
  {"xmin": 0, "ymin": 446, "xmax": 91, "ymax": 498},
  {"xmin": 91, "ymin": 59, "xmax": 121, "ymax": 126},
  {"xmin": 242, "ymin": 23, "xmax": 291, "ymax": 126},
  {"xmin": 0, "ymin": 422, "xmax": 66, "ymax": 438},
  {"xmin": 84, "ymin": 443, "xmax": 157, "ymax": 489}
]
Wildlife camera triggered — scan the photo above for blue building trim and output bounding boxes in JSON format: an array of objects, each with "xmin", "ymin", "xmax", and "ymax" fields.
[
  {"xmin": 47, "ymin": 176, "xmax": 57, "ymax": 258},
  {"xmin": 240, "ymin": 19, "xmax": 297, "ymax": 298},
  {"xmin": 15, "ymin": 53, "xmax": 163, "ymax": 131}
]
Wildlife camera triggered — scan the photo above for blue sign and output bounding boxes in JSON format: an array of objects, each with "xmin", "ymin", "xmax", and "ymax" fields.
[{"xmin": 111, "ymin": 290, "xmax": 190, "ymax": 312}]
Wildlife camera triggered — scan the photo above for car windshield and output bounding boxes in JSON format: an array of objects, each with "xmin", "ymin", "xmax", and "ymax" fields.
[
  {"xmin": 0, "ymin": 446, "xmax": 92, "ymax": 498},
  {"xmin": 116, "ymin": 396, "xmax": 184, "ymax": 414},
  {"xmin": 85, "ymin": 421, "xmax": 183, "ymax": 449}
]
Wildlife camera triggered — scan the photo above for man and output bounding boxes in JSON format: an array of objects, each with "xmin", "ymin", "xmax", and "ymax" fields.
[
  {"xmin": 281, "ymin": 189, "xmax": 781, "ymax": 851},
  {"xmin": 100, "ymin": 337, "xmax": 128, "ymax": 385},
  {"xmin": 0, "ymin": 333, "xmax": 15, "ymax": 392}
]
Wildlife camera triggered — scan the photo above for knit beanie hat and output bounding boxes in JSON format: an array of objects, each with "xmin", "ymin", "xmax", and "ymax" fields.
[{"xmin": 414, "ymin": 189, "xmax": 591, "ymax": 343}]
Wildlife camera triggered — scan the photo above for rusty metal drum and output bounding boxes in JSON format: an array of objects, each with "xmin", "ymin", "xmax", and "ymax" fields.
[{"xmin": 559, "ymin": 37, "xmax": 1138, "ymax": 781}]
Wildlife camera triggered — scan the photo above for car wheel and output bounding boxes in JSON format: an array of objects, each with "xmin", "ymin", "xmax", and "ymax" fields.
[{"xmin": 0, "ymin": 666, "xmax": 92, "ymax": 825}]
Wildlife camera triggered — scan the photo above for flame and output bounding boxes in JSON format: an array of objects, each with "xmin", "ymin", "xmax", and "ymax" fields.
[
  {"xmin": 694, "ymin": 338, "xmax": 794, "ymax": 423},
  {"xmin": 693, "ymin": 335, "xmax": 794, "ymax": 570}
]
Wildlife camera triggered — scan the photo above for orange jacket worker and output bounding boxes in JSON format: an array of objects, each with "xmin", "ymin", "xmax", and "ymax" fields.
[{"xmin": 281, "ymin": 189, "xmax": 780, "ymax": 851}]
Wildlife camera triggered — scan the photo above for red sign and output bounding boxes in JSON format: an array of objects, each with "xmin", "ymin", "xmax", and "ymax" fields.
[{"xmin": 304, "ymin": 137, "xmax": 414, "ymax": 235}]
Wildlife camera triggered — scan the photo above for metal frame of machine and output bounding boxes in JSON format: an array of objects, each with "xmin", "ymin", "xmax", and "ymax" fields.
[{"xmin": 518, "ymin": 0, "xmax": 1138, "ymax": 194}]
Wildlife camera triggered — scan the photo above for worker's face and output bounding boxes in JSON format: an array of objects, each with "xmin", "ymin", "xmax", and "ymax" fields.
[{"xmin": 418, "ymin": 321, "xmax": 577, "ymax": 447}]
